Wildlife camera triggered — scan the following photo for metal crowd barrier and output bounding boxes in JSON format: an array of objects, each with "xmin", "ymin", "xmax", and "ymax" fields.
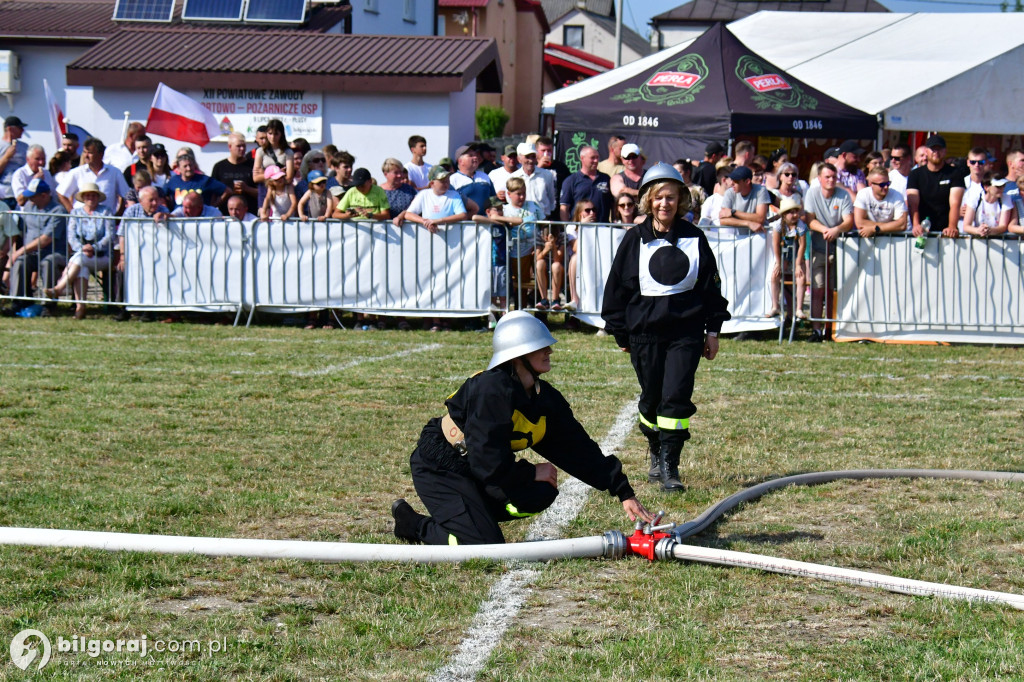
[{"xmin": 3, "ymin": 209, "xmax": 1020, "ymax": 343}]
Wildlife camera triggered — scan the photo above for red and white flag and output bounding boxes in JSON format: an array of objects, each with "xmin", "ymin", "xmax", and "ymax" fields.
[
  {"xmin": 146, "ymin": 82, "xmax": 220, "ymax": 147},
  {"xmin": 43, "ymin": 78, "xmax": 66, "ymax": 150}
]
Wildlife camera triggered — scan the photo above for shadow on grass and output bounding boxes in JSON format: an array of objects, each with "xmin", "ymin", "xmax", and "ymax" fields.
[{"xmin": 705, "ymin": 530, "xmax": 825, "ymax": 548}]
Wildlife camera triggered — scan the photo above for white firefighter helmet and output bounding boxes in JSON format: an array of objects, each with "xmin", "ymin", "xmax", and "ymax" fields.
[{"xmin": 487, "ymin": 311, "xmax": 558, "ymax": 370}]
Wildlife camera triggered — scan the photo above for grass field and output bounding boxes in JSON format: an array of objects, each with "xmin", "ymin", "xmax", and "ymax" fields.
[{"xmin": 1, "ymin": 318, "xmax": 1022, "ymax": 680}]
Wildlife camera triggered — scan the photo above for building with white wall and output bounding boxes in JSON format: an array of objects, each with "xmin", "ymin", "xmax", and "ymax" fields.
[{"xmin": 0, "ymin": 1, "xmax": 499, "ymax": 173}]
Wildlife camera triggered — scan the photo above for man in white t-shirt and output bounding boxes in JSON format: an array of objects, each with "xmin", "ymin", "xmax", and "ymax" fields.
[
  {"xmin": 404, "ymin": 135, "xmax": 432, "ymax": 191},
  {"xmin": 854, "ymin": 167, "xmax": 908, "ymax": 237},
  {"xmin": 404, "ymin": 165, "xmax": 468, "ymax": 234},
  {"xmin": 487, "ymin": 145, "xmax": 519, "ymax": 201},
  {"xmin": 698, "ymin": 166, "xmax": 733, "ymax": 228},
  {"xmin": 887, "ymin": 144, "xmax": 911, "ymax": 199},
  {"xmin": 103, "ymin": 122, "xmax": 146, "ymax": 172}
]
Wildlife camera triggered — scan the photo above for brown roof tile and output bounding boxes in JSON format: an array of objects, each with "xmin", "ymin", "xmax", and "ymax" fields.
[
  {"xmin": 0, "ymin": 0, "xmax": 120, "ymax": 40},
  {"xmin": 0, "ymin": 0, "xmax": 349, "ymax": 41},
  {"xmin": 67, "ymin": 28, "xmax": 503, "ymax": 93}
]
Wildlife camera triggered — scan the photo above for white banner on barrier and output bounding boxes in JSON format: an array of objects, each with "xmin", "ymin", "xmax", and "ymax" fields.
[
  {"xmin": 836, "ymin": 235, "xmax": 1023, "ymax": 344},
  {"xmin": 124, "ymin": 219, "xmax": 245, "ymax": 311},
  {"xmin": 126, "ymin": 219, "xmax": 492, "ymax": 316},
  {"xmin": 249, "ymin": 221, "xmax": 492, "ymax": 315},
  {"xmin": 574, "ymin": 225, "xmax": 777, "ymax": 334},
  {"xmin": 708, "ymin": 229, "xmax": 778, "ymax": 335}
]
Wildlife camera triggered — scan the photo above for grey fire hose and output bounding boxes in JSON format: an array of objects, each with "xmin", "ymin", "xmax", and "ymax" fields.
[{"xmin": 671, "ymin": 468, "xmax": 1024, "ymax": 541}]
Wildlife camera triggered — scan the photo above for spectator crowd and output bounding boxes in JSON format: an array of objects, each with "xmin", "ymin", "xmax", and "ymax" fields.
[{"xmin": 1, "ymin": 112, "xmax": 1022, "ymax": 338}]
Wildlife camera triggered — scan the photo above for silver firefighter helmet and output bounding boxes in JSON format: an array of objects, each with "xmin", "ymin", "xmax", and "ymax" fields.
[
  {"xmin": 638, "ymin": 162, "xmax": 685, "ymax": 203},
  {"xmin": 487, "ymin": 311, "xmax": 558, "ymax": 370}
]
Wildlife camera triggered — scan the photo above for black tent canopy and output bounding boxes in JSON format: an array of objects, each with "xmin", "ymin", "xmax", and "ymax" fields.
[{"xmin": 554, "ymin": 23, "xmax": 878, "ymax": 166}]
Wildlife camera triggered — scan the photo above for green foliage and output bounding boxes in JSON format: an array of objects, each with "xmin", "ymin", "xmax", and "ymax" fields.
[{"xmin": 475, "ymin": 105, "xmax": 510, "ymax": 140}]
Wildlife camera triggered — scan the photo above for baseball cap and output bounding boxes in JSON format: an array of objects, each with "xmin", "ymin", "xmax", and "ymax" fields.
[
  {"xmin": 4, "ymin": 115, "xmax": 27, "ymax": 128},
  {"xmin": 925, "ymin": 134, "xmax": 947, "ymax": 149},
  {"xmin": 351, "ymin": 168, "xmax": 372, "ymax": 186},
  {"xmin": 455, "ymin": 144, "xmax": 479, "ymax": 159},
  {"xmin": 989, "ymin": 176, "xmax": 1008, "ymax": 187},
  {"xmin": 728, "ymin": 166, "xmax": 753, "ymax": 182},
  {"xmin": 329, "ymin": 185, "xmax": 346, "ymax": 198},
  {"xmin": 477, "ymin": 142, "xmax": 495, "ymax": 153},
  {"xmin": 487, "ymin": 196, "xmax": 505, "ymax": 210},
  {"xmin": 429, "ymin": 165, "xmax": 451, "ymax": 182},
  {"xmin": 705, "ymin": 141, "xmax": 725, "ymax": 155},
  {"xmin": 620, "ymin": 143, "xmax": 643, "ymax": 159},
  {"xmin": 503, "ymin": 144, "xmax": 518, "ymax": 157},
  {"xmin": 823, "ymin": 147, "xmax": 840, "ymax": 161},
  {"xmin": 23, "ymin": 178, "xmax": 50, "ymax": 197},
  {"xmin": 516, "ymin": 142, "xmax": 537, "ymax": 157},
  {"xmin": 307, "ymin": 169, "xmax": 327, "ymax": 184},
  {"xmin": 437, "ymin": 157, "xmax": 454, "ymax": 169},
  {"xmin": 264, "ymin": 164, "xmax": 285, "ymax": 181},
  {"xmin": 838, "ymin": 140, "xmax": 865, "ymax": 155}
]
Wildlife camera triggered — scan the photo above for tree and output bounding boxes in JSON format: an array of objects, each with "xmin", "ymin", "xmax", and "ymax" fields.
[{"xmin": 475, "ymin": 106, "xmax": 509, "ymax": 140}]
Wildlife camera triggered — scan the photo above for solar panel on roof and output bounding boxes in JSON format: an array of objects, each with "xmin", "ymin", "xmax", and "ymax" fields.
[
  {"xmin": 182, "ymin": 0, "xmax": 245, "ymax": 21},
  {"xmin": 244, "ymin": 0, "xmax": 305, "ymax": 23},
  {"xmin": 113, "ymin": 0, "xmax": 175, "ymax": 21}
]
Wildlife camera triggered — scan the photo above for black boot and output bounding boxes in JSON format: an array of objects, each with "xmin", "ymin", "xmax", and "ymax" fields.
[
  {"xmin": 391, "ymin": 499, "xmax": 426, "ymax": 544},
  {"xmin": 658, "ymin": 444, "xmax": 685, "ymax": 492},
  {"xmin": 640, "ymin": 423, "xmax": 661, "ymax": 483}
]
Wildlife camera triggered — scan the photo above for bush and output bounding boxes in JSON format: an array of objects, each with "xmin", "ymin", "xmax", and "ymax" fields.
[{"xmin": 476, "ymin": 106, "xmax": 510, "ymax": 140}]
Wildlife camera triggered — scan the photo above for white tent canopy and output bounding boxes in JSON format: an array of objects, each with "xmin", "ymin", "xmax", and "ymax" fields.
[{"xmin": 728, "ymin": 11, "xmax": 1024, "ymax": 134}]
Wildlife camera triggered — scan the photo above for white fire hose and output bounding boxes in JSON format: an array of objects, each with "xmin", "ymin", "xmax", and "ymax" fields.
[{"xmin": 1, "ymin": 469, "xmax": 1021, "ymax": 609}]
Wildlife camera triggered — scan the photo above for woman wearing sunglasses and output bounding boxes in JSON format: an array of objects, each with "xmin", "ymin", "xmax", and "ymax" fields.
[{"xmin": 613, "ymin": 192, "xmax": 638, "ymax": 226}]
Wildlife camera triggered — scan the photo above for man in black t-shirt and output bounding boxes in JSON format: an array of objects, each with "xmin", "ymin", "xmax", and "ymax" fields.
[
  {"xmin": 906, "ymin": 135, "xmax": 965, "ymax": 238},
  {"xmin": 693, "ymin": 141, "xmax": 725, "ymax": 198},
  {"xmin": 211, "ymin": 132, "xmax": 258, "ymax": 216}
]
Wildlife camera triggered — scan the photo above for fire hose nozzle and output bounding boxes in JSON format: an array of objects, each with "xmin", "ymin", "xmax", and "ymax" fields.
[{"xmin": 602, "ymin": 530, "xmax": 628, "ymax": 560}]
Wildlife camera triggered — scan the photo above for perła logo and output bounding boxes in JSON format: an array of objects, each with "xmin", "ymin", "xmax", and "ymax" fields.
[
  {"xmin": 743, "ymin": 74, "xmax": 791, "ymax": 93},
  {"xmin": 10, "ymin": 629, "xmax": 52, "ymax": 670},
  {"xmin": 647, "ymin": 71, "xmax": 701, "ymax": 90}
]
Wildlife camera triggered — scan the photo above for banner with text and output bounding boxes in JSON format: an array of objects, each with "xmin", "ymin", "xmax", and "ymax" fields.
[{"xmin": 191, "ymin": 88, "xmax": 323, "ymax": 143}]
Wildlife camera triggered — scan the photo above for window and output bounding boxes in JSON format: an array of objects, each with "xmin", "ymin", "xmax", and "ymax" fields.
[
  {"xmin": 403, "ymin": 0, "xmax": 415, "ymax": 22},
  {"xmin": 563, "ymin": 25, "xmax": 583, "ymax": 49},
  {"xmin": 364, "ymin": 0, "xmax": 378, "ymax": 14}
]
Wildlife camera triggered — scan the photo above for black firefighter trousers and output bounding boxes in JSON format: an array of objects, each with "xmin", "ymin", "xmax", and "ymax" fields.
[{"xmin": 629, "ymin": 334, "xmax": 704, "ymax": 450}]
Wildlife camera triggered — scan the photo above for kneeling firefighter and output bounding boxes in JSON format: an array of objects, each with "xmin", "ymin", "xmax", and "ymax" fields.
[
  {"xmin": 602, "ymin": 163, "xmax": 731, "ymax": 492},
  {"xmin": 392, "ymin": 311, "xmax": 654, "ymax": 545}
]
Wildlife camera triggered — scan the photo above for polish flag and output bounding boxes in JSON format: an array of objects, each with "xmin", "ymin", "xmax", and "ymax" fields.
[
  {"xmin": 146, "ymin": 82, "xmax": 220, "ymax": 147},
  {"xmin": 43, "ymin": 78, "xmax": 66, "ymax": 150}
]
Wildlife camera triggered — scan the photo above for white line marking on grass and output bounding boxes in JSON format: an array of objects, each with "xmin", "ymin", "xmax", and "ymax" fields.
[
  {"xmin": 429, "ymin": 399, "xmax": 636, "ymax": 682},
  {"xmin": 713, "ymin": 366, "xmax": 1022, "ymax": 384},
  {"xmin": 290, "ymin": 343, "xmax": 443, "ymax": 377},
  {"xmin": 729, "ymin": 352, "xmax": 1024, "ymax": 367},
  {"xmin": 2, "ymin": 329, "xmax": 152, "ymax": 340},
  {"xmin": 739, "ymin": 388, "xmax": 1024, "ymax": 405}
]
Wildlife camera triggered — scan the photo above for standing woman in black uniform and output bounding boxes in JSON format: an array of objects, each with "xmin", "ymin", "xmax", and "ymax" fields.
[
  {"xmin": 602, "ymin": 164, "xmax": 731, "ymax": 492},
  {"xmin": 392, "ymin": 311, "xmax": 654, "ymax": 545}
]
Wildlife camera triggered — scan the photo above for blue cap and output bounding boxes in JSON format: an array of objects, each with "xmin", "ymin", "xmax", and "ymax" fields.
[
  {"xmin": 23, "ymin": 178, "xmax": 50, "ymax": 197},
  {"xmin": 728, "ymin": 166, "xmax": 753, "ymax": 182},
  {"xmin": 307, "ymin": 169, "xmax": 326, "ymax": 183}
]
